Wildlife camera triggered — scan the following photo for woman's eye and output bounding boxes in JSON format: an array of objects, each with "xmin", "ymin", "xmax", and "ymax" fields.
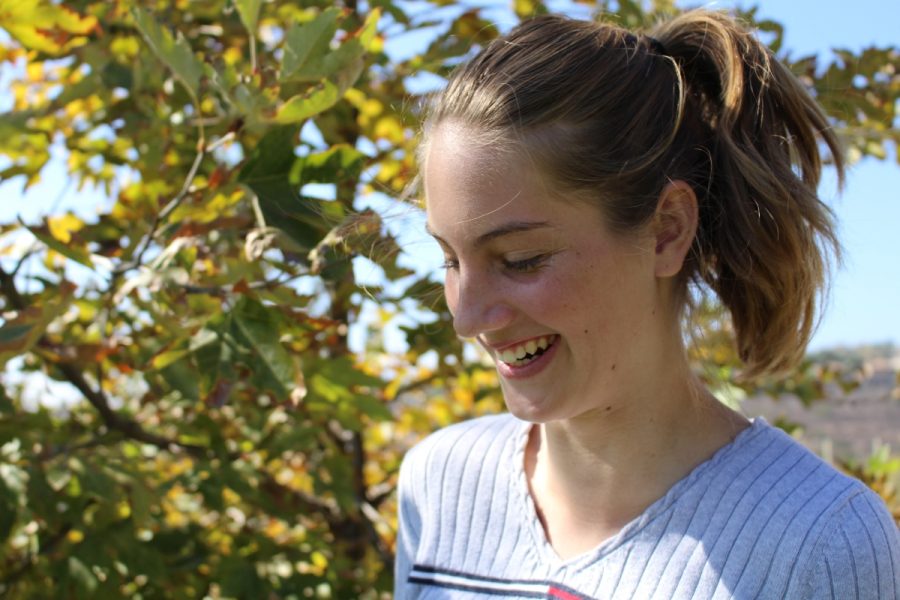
[
  {"xmin": 503, "ymin": 254, "xmax": 548, "ymax": 273},
  {"xmin": 441, "ymin": 257, "xmax": 459, "ymax": 270}
]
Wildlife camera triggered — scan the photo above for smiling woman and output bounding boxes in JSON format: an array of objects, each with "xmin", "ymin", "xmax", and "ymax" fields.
[{"xmin": 395, "ymin": 9, "xmax": 899, "ymax": 600}]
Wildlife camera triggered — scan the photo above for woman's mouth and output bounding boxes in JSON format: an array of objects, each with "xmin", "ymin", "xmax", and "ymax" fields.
[{"xmin": 496, "ymin": 335, "xmax": 558, "ymax": 367}]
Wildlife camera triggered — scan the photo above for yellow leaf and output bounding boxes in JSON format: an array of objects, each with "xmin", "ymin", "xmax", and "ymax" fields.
[
  {"xmin": 264, "ymin": 519, "xmax": 288, "ymax": 540},
  {"xmin": 223, "ymin": 45, "xmax": 242, "ymax": 66},
  {"xmin": 362, "ymin": 98, "xmax": 383, "ymax": 118},
  {"xmin": 25, "ymin": 61, "xmax": 42, "ymax": 81},
  {"xmin": 66, "ymin": 529, "xmax": 84, "ymax": 544},
  {"xmin": 374, "ymin": 115, "xmax": 405, "ymax": 144},
  {"xmin": 110, "ymin": 36, "xmax": 140, "ymax": 59},
  {"xmin": 512, "ymin": 0, "xmax": 546, "ymax": 19},
  {"xmin": 47, "ymin": 213, "xmax": 83, "ymax": 244},
  {"xmin": 0, "ymin": 0, "xmax": 98, "ymax": 55}
]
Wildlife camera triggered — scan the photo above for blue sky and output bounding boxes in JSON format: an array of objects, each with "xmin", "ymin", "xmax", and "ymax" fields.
[{"xmin": 2, "ymin": 0, "xmax": 898, "ymax": 352}]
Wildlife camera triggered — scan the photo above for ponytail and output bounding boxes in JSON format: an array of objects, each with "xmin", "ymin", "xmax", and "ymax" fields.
[{"xmin": 652, "ymin": 11, "xmax": 843, "ymax": 377}]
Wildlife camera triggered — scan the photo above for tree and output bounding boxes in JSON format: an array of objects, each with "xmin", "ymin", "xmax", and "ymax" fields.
[{"xmin": 0, "ymin": 0, "xmax": 897, "ymax": 597}]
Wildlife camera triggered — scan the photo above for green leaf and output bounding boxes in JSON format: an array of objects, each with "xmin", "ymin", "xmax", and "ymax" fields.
[
  {"xmin": 219, "ymin": 555, "xmax": 263, "ymax": 597},
  {"xmin": 132, "ymin": 7, "xmax": 203, "ymax": 97},
  {"xmin": 273, "ymin": 80, "xmax": 340, "ymax": 124},
  {"xmin": 281, "ymin": 9, "xmax": 379, "ymax": 87},
  {"xmin": 238, "ymin": 126, "xmax": 336, "ymax": 250},
  {"xmin": 0, "ymin": 386, "xmax": 13, "ymax": 414},
  {"xmin": 235, "ymin": 0, "xmax": 263, "ymax": 35},
  {"xmin": 67, "ymin": 556, "xmax": 99, "ymax": 594},
  {"xmin": 0, "ymin": 323, "xmax": 34, "ymax": 345},
  {"xmin": 26, "ymin": 222, "xmax": 93, "ymax": 267},
  {"xmin": 298, "ymin": 144, "xmax": 366, "ymax": 184},
  {"xmin": 150, "ymin": 347, "xmax": 190, "ymax": 370},
  {"xmin": 280, "ymin": 8, "xmax": 341, "ymax": 81},
  {"xmin": 0, "ymin": 475, "xmax": 18, "ymax": 545},
  {"xmin": 355, "ymin": 394, "xmax": 392, "ymax": 421},
  {"xmin": 231, "ymin": 297, "xmax": 297, "ymax": 397},
  {"xmin": 306, "ymin": 357, "xmax": 388, "ymax": 426},
  {"xmin": 0, "ymin": 290, "xmax": 74, "ymax": 369},
  {"xmin": 317, "ymin": 356, "xmax": 383, "ymax": 389},
  {"xmin": 358, "ymin": 8, "xmax": 382, "ymax": 51},
  {"xmin": 129, "ymin": 480, "xmax": 153, "ymax": 529}
]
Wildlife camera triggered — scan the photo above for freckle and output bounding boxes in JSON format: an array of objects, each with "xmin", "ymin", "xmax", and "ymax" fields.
[
  {"xmin": 611, "ymin": 363, "xmax": 616, "ymax": 371},
  {"xmin": 605, "ymin": 406, "xmax": 612, "ymax": 411},
  {"xmin": 583, "ymin": 329, "xmax": 588, "ymax": 334}
]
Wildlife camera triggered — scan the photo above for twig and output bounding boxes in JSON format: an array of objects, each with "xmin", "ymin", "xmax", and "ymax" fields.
[
  {"xmin": 248, "ymin": 33, "xmax": 258, "ymax": 75},
  {"xmin": 178, "ymin": 272, "xmax": 307, "ymax": 296},
  {"xmin": 0, "ymin": 265, "xmax": 25, "ymax": 311},
  {"xmin": 114, "ymin": 149, "xmax": 206, "ymax": 276},
  {"xmin": 367, "ymin": 480, "xmax": 395, "ymax": 509},
  {"xmin": 10, "ymin": 243, "xmax": 40, "ymax": 278},
  {"xmin": 114, "ymin": 122, "xmax": 207, "ymax": 277},
  {"xmin": 259, "ymin": 473, "xmax": 339, "ymax": 520},
  {"xmin": 205, "ymin": 131, "xmax": 235, "ymax": 153}
]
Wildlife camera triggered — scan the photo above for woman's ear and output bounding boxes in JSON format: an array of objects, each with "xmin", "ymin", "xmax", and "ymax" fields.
[{"xmin": 652, "ymin": 180, "xmax": 699, "ymax": 278}]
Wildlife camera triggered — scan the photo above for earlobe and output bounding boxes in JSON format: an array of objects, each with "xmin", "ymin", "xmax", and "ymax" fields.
[{"xmin": 653, "ymin": 180, "xmax": 699, "ymax": 278}]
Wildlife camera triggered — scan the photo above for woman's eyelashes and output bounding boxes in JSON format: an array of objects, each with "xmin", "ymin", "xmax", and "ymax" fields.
[
  {"xmin": 502, "ymin": 253, "xmax": 550, "ymax": 273},
  {"xmin": 441, "ymin": 257, "xmax": 459, "ymax": 270},
  {"xmin": 440, "ymin": 253, "xmax": 551, "ymax": 273}
]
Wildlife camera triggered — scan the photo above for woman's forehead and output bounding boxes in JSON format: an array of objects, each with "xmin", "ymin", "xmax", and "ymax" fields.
[{"xmin": 424, "ymin": 157, "xmax": 541, "ymax": 237}]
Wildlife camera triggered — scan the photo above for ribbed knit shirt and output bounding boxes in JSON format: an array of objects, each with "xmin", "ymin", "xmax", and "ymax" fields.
[{"xmin": 395, "ymin": 414, "xmax": 900, "ymax": 599}]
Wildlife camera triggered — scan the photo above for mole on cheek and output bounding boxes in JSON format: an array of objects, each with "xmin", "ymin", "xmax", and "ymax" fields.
[{"xmin": 611, "ymin": 363, "xmax": 616, "ymax": 371}]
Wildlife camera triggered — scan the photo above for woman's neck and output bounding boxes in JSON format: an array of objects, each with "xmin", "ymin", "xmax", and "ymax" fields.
[{"xmin": 524, "ymin": 374, "xmax": 749, "ymax": 560}]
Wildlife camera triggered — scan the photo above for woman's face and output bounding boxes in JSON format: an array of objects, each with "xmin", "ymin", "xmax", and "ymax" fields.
[{"xmin": 424, "ymin": 122, "xmax": 668, "ymax": 423}]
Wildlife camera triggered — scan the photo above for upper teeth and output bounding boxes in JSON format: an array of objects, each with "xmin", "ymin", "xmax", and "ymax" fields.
[{"xmin": 498, "ymin": 336, "xmax": 554, "ymax": 364}]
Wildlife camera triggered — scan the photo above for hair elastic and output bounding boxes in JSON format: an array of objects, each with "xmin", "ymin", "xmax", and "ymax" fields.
[{"xmin": 647, "ymin": 36, "xmax": 667, "ymax": 55}]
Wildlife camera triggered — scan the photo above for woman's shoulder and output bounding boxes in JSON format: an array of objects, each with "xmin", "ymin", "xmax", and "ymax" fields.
[
  {"xmin": 721, "ymin": 417, "xmax": 870, "ymax": 506},
  {"xmin": 400, "ymin": 414, "xmax": 524, "ymax": 492},
  {"xmin": 686, "ymin": 416, "xmax": 894, "ymax": 550},
  {"xmin": 731, "ymin": 418, "xmax": 899, "ymax": 596},
  {"xmin": 400, "ymin": 412, "xmax": 521, "ymax": 476},
  {"xmin": 802, "ymin": 471, "xmax": 900, "ymax": 598}
]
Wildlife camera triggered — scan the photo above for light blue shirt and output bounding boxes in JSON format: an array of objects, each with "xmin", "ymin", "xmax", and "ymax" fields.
[{"xmin": 395, "ymin": 414, "xmax": 900, "ymax": 599}]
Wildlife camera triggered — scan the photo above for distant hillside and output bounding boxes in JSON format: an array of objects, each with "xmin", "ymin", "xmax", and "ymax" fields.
[{"xmin": 809, "ymin": 342, "xmax": 898, "ymax": 371}]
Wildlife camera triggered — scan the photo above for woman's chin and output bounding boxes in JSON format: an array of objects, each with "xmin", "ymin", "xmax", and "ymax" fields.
[{"xmin": 502, "ymin": 391, "xmax": 560, "ymax": 424}]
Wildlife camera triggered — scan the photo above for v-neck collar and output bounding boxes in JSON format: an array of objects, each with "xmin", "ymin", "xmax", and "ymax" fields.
[{"xmin": 510, "ymin": 416, "xmax": 768, "ymax": 573}]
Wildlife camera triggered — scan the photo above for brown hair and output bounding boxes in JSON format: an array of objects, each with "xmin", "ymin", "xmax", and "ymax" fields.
[{"xmin": 421, "ymin": 10, "xmax": 843, "ymax": 378}]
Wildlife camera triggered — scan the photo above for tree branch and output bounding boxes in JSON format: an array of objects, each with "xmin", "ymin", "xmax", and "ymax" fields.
[
  {"xmin": 113, "ymin": 131, "xmax": 207, "ymax": 276},
  {"xmin": 0, "ymin": 265, "xmax": 24, "ymax": 309},
  {"xmin": 51, "ymin": 360, "xmax": 207, "ymax": 457},
  {"xmin": 1, "ymin": 263, "xmax": 207, "ymax": 458}
]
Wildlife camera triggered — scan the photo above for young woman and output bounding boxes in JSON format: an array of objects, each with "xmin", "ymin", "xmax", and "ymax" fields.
[{"xmin": 395, "ymin": 10, "xmax": 899, "ymax": 599}]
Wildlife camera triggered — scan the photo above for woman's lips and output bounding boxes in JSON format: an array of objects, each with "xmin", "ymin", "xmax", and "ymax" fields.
[{"xmin": 494, "ymin": 335, "xmax": 559, "ymax": 379}]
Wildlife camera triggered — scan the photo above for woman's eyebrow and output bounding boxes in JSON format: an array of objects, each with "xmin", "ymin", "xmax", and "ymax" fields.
[{"xmin": 425, "ymin": 221, "xmax": 552, "ymax": 247}]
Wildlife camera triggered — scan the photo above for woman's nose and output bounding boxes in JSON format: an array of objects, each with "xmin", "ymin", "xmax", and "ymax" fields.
[{"xmin": 446, "ymin": 268, "xmax": 515, "ymax": 339}]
